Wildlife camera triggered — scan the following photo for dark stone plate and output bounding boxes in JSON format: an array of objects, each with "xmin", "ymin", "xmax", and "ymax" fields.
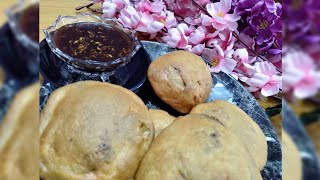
[
  {"xmin": 283, "ymin": 101, "xmax": 320, "ymax": 180},
  {"xmin": 0, "ymin": 23, "xmax": 38, "ymax": 121},
  {"xmin": 40, "ymin": 40, "xmax": 282, "ymax": 179}
]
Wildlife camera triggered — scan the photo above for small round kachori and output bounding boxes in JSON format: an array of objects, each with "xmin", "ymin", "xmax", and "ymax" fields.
[
  {"xmin": 148, "ymin": 109, "xmax": 175, "ymax": 137},
  {"xmin": 147, "ymin": 50, "xmax": 213, "ymax": 114}
]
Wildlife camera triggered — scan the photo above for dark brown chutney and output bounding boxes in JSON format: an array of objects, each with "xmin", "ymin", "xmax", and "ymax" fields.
[
  {"xmin": 19, "ymin": 3, "xmax": 39, "ymax": 42},
  {"xmin": 53, "ymin": 22, "xmax": 134, "ymax": 63}
]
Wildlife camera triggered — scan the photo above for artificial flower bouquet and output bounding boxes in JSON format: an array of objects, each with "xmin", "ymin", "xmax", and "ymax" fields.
[{"xmin": 89, "ymin": 0, "xmax": 282, "ymax": 98}]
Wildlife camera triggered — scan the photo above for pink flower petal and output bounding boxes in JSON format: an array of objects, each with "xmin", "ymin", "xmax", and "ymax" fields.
[
  {"xmin": 261, "ymin": 83, "xmax": 280, "ymax": 97},
  {"xmin": 206, "ymin": 3, "xmax": 217, "ymax": 17},
  {"xmin": 226, "ymin": 21, "xmax": 238, "ymax": 31},
  {"xmin": 184, "ymin": 16, "xmax": 202, "ymax": 26},
  {"xmin": 219, "ymin": 0, "xmax": 231, "ymax": 13},
  {"xmin": 201, "ymin": 14, "xmax": 214, "ymax": 26},
  {"xmin": 242, "ymin": 62, "xmax": 257, "ymax": 75},
  {"xmin": 221, "ymin": 58, "xmax": 237, "ymax": 74},
  {"xmin": 177, "ymin": 23, "xmax": 189, "ymax": 34},
  {"xmin": 248, "ymin": 73, "xmax": 270, "ymax": 87},
  {"xmin": 212, "ymin": 15, "xmax": 228, "ymax": 24},
  {"xmin": 136, "ymin": 0, "xmax": 151, "ymax": 12},
  {"xmin": 151, "ymin": 0, "xmax": 165, "ymax": 13},
  {"xmin": 165, "ymin": 11, "xmax": 177, "ymax": 28},
  {"xmin": 224, "ymin": 13, "xmax": 240, "ymax": 22},
  {"xmin": 118, "ymin": 16, "xmax": 132, "ymax": 28},
  {"xmin": 177, "ymin": 33, "xmax": 188, "ymax": 49},
  {"xmin": 206, "ymin": 38, "xmax": 218, "ymax": 48},
  {"xmin": 102, "ymin": 2, "xmax": 117, "ymax": 18},
  {"xmin": 283, "ymin": 68, "xmax": 304, "ymax": 90},
  {"xmin": 212, "ymin": 22, "xmax": 225, "ymax": 31},
  {"xmin": 191, "ymin": 44, "xmax": 205, "ymax": 55},
  {"xmin": 293, "ymin": 83, "xmax": 319, "ymax": 99},
  {"xmin": 202, "ymin": 48, "xmax": 217, "ymax": 62},
  {"xmin": 147, "ymin": 21, "xmax": 164, "ymax": 33},
  {"xmin": 213, "ymin": 44, "xmax": 224, "ymax": 57},
  {"xmin": 255, "ymin": 61, "xmax": 277, "ymax": 76},
  {"xmin": 209, "ymin": 65, "xmax": 222, "ymax": 73},
  {"xmin": 140, "ymin": 12, "xmax": 153, "ymax": 24},
  {"xmin": 233, "ymin": 48, "xmax": 249, "ymax": 62},
  {"xmin": 113, "ymin": 0, "xmax": 126, "ymax": 9},
  {"xmin": 188, "ymin": 28, "xmax": 206, "ymax": 45}
]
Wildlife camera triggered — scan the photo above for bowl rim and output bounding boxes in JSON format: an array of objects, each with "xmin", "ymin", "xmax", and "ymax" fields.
[
  {"xmin": 43, "ymin": 12, "xmax": 141, "ymax": 71},
  {"xmin": 5, "ymin": 0, "xmax": 39, "ymax": 51}
]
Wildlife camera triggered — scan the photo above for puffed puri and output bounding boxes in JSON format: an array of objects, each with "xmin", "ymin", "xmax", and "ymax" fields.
[
  {"xmin": 39, "ymin": 81, "xmax": 154, "ymax": 180},
  {"xmin": 135, "ymin": 114, "xmax": 262, "ymax": 180},
  {"xmin": 190, "ymin": 100, "xmax": 268, "ymax": 170},
  {"xmin": 0, "ymin": 83, "xmax": 39, "ymax": 180}
]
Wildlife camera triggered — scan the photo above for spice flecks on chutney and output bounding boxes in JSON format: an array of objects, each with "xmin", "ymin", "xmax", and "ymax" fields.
[{"xmin": 53, "ymin": 22, "xmax": 134, "ymax": 63}]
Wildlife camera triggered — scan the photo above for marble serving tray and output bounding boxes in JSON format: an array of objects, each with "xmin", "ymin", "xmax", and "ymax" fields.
[{"xmin": 40, "ymin": 40, "xmax": 282, "ymax": 179}]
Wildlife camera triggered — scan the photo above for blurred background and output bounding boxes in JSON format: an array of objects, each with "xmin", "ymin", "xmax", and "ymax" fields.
[
  {"xmin": 0, "ymin": 0, "xmax": 38, "ymax": 179},
  {"xmin": 283, "ymin": 0, "xmax": 320, "ymax": 179}
]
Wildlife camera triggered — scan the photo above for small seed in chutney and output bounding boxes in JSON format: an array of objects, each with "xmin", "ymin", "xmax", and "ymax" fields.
[{"xmin": 53, "ymin": 22, "xmax": 134, "ymax": 63}]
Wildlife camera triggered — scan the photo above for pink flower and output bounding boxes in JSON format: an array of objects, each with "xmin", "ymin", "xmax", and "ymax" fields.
[
  {"xmin": 136, "ymin": 0, "xmax": 165, "ymax": 14},
  {"xmin": 234, "ymin": 33, "xmax": 255, "ymax": 50},
  {"xmin": 202, "ymin": 0, "xmax": 240, "ymax": 31},
  {"xmin": 136, "ymin": 0, "xmax": 151, "ymax": 12},
  {"xmin": 164, "ymin": 11, "xmax": 177, "ymax": 29},
  {"xmin": 202, "ymin": 45, "xmax": 237, "ymax": 74},
  {"xmin": 118, "ymin": 6, "xmax": 141, "ymax": 29},
  {"xmin": 112, "ymin": 0, "xmax": 128, "ymax": 9},
  {"xmin": 205, "ymin": 29, "xmax": 236, "ymax": 51},
  {"xmin": 233, "ymin": 48, "xmax": 249, "ymax": 63},
  {"xmin": 162, "ymin": 26, "xmax": 188, "ymax": 48},
  {"xmin": 245, "ymin": 62, "xmax": 282, "ymax": 97},
  {"xmin": 283, "ymin": 50, "xmax": 320, "ymax": 99},
  {"xmin": 102, "ymin": 0, "xmax": 129, "ymax": 18},
  {"xmin": 186, "ymin": 43, "xmax": 205, "ymax": 55},
  {"xmin": 176, "ymin": 23, "xmax": 195, "ymax": 36},
  {"xmin": 150, "ymin": 0, "xmax": 165, "ymax": 13},
  {"xmin": 139, "ymin": 13, "xmax": 164, "ymax": 34},
  {"xmin": 184, "ymin": 16, "xmax": 203, "ymax": 26},
  {"xmin": 188, "ymin": 26, "xmax": 206, "ymax": 45},
  {"xmin": 164, "ymin": 0, "xmax": 200, "ymax": 18}
]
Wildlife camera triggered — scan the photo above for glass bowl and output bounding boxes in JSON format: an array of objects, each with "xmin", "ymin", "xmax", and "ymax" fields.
[
  {"xmin": 6, "ymin": 0, "xmax": 39, "ymax": 51},
  {"xmin": 44, "ymin": 13, "xmax": 141, "ymax": 73}
]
